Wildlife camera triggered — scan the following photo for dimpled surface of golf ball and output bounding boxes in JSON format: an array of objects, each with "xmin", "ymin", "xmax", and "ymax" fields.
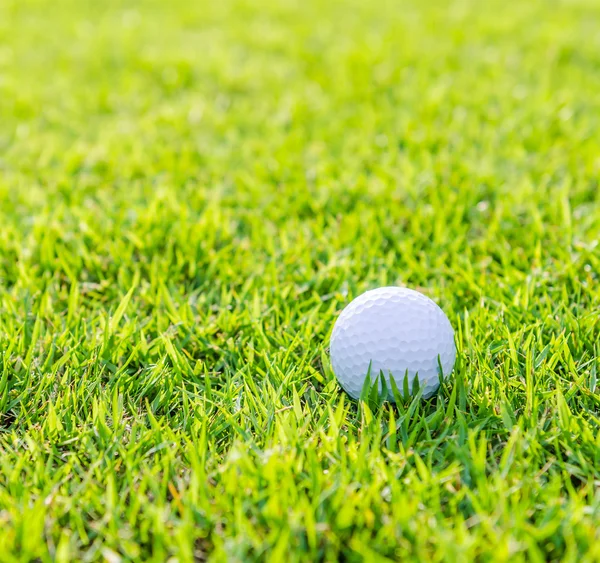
[{"xmin": 330, "ymin": 287, "xmax": 456, "ymax": 400}]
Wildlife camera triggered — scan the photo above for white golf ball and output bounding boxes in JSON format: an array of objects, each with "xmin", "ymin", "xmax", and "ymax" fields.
[{"xmin": 330, "ymin": 287, "xmax": 456, "ymax": 400}]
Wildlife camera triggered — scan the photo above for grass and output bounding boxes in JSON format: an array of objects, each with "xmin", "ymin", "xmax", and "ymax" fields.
[{"xmin": 1, "ymin": 0, "xmax": 600, "ymax": 560}]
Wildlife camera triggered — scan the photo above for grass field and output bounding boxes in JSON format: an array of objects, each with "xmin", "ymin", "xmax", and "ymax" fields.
[{"xmin": 1, "ymin": 0, "xmax": 600, "ymax": 560}]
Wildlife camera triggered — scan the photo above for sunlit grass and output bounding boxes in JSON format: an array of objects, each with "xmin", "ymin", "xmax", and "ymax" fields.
[{"xmin": 1, "ymin": 0, "xmax": 599, "ymax": 560}]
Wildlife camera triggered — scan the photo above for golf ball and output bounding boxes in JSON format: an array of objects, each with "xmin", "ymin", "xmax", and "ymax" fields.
[{"xmin": 330, "ymin": 287, "xmax": 456, "ymax": 400}]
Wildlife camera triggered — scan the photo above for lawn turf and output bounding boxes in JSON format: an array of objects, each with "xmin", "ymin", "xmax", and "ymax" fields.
[{"xmin": 1, "ymin": 0, "xmax": 600, "ymax": 560}]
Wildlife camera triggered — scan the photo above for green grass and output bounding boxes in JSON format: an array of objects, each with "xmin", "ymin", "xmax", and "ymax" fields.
[{"xmin": 1, "ymin": 0, "xmax": 600, "ymax": 560}]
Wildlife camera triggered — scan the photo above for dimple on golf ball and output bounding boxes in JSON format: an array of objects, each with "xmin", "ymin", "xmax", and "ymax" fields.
[{"xmin": 329, "ymin": 287, "xmax": 456, "ymax": 400}]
